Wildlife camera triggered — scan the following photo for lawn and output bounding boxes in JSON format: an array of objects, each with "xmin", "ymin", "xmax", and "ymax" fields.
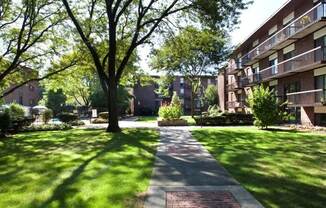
[
  {"xmin": 192, "ymin": 127, "xmax": 326, "ymax": 208},
  {"xmin": 0, "ymin": 129, "xmax": 159, "ymax": 208}
]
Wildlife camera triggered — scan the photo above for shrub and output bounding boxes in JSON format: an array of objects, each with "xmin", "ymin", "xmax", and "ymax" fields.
[
  {"xmin": 194, "ymin": 113, "xmax": 253, "ymax": 126},
  {"xmin": 42, "ymin": 109, "xmax": 53, "ymax": 124},
  {"xmin": 22, "ymin": 123, "xmax": 72, "ymax": 132},
  {"xmin": 69, "ymin": 120, "xmax": 85, "ymax": 126},
  {"xmin": 98, "ymin": 112, "xmax": 109, "ymax": 120},
  {"xmin": 9, "ymin": 103, "xmax": 25, "ymax": 121},
  {"xmin": 247, "ymin": 86, "xmax": 283, "ymax": 129},
  {"xmin": 57, "ymin": 112, "xmax": 78, "ymax": 123},
  {"xmin": 171, "ymin": 92, "xmax": 181, "ymax": 107},
  {"xmin": 204, "ymin": 85, "xmax": 219, "ymax": 106},
  {"xmin": 158, "ymin": 105, "xmax": 182, "ymax": 120},
  {"xmin": 0, "ymin": 109, "xmax": 10, "ymax": 136},
  {"xmin": 206, "ymin": 105, "xmax": 222, "ymax": 117}
]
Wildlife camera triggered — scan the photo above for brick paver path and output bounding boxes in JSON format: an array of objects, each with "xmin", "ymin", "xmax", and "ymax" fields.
[{"xmin": 145, "ymin": 128, "xmax": 264, "ymax": 208}]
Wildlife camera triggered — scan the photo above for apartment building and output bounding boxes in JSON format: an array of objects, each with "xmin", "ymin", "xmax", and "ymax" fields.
[
  {"xmin": 132, "ymin": 75, "xmax": 217, "ymax": 115},
  {"xmin": 222, "ymin": 0, "xmax": 326, "ymax": 126},
  {"xmin": 3, "ymin": 81, "xmax": 42, "ymax": 107}
]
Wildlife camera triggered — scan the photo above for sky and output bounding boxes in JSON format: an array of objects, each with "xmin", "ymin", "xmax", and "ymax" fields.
[
  {"xmin": 230, "ymin": 0, "xmax": 289, "ymax": 45},
  {"xmin": 140, "ymin": 0, "xmax": 289, "ymax": 74}
]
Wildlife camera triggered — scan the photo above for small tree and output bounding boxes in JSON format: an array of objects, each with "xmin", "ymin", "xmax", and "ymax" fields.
[
  {"xmin": 45, "ymin": 89, "xmax": 67, "ymax": 116},
  {"xmin": 247, "ymin": 85, "xmax": 281, "ymax": 129},
  {"xmin": 204, "ymin": 85, "xmax": 219, "ymax": 106},
  {"xmin": 171, "ymin": 92, "xmax": 181, "ymax": 107}
]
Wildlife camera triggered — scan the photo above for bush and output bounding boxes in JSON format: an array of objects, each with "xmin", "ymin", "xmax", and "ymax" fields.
[
  {"xmin": 22, "ymin": 123, "xmax": 72, "ymax": 132},
  {"xmin": 42, "ymin": 109, "xmax": 53, "ymax": 124},
  {"xmin": 0, "ymin": 109, "xmax": 10, "ymax": 136},
  {"xmin": 158, "ymin": 105, "xmax": 182, "ymax": 120},
  {"xmin": 98, "ymin": 112, "xmax": 109, "ymax": 120},
  {"xmin": 247, "ymin": 86, "xmax": 283, "ymax": 129},
  {"xmin": 9, "ymin": 103, "xmax": 25, "ymax": 121},
  {"xmin": 69, "ymin": 120, "xmax": 85, "ymax": 126},
  {"xmin": 206, "ymin": 105, "xmax": 222, "ymax": 117},
  {"xmin": 92, "ymin": 118, "xmax": 108, "ymax": 124},
  {"xmin": 57, "ymin": 112, "xmax": 78, "ymax": 123},
  {"xmin": 171, "ymin": 92, "xmax": 181, "ymax": 106},
  {"xmin": 194, "ymin": 113, "xmax": 253, "ymax": 126}
]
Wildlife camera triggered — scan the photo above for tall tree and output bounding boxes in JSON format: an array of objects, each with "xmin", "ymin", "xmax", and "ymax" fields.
[
  {"xmin": 61, "ymin": 0, "xmax": 248, "ymax": 132},
  {"xmin": 0, "ymin": 0, "xmax": 73, "ymax": 98},
  {"xmin": 152, "ymin": 26, "xmax": 228, "ymax": 115}
]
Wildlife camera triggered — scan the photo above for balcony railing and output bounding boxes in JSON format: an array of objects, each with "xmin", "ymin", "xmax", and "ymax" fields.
[
  {"xmin": 241, "ymin": 2, "xmax": 326, "ymax": 65},
  {"xmin": 240, "ymin": 74, "xmax": 262, "ymax": 86},
  {"xmin": 241, "ymin": 46, "xmax": 326, "ymax": 86},
  {"xmin": 287, "ymin": 89, "xmax": 326, "ymax": 106},
  {"xmin": 227, "ymin": 81, "xmax": 243, "ymax": 91},
  {"xmin": 227, "ymin": 60, "xmax": 243, "ymax": 74},
  {"xmin": 227, "ymin": 101, "xmax": 246, "ymax": 109}
]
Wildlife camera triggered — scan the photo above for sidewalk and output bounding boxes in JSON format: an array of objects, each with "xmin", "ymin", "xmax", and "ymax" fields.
[{"xmin": 145, "ymin": 128, "xmax": 264, "ymax": 208}]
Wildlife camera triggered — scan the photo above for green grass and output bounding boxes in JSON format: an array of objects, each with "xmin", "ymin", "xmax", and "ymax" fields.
[
  {"xmin": 136, "ymin": 116, "xmax": 157, "ymax": 122},
  {"xmin": 0, "ymin": 129, "xmax": 158, "ymax": 208},
  {"xmin": 192, "ymin": 127, "xmax": 326, "ymax": 208}
]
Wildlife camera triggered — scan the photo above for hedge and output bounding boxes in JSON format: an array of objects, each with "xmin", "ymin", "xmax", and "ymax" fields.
[{"xmin": 194, "ymin": 113, "xmax": 253, "ymax": 126}]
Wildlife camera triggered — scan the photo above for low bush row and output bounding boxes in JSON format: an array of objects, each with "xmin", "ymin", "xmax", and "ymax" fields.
[
  {"xmin": 194, "ymin": 113, "xmax": 253, "ymax": 126},
  {"xmin": 22, "ymin": 123, "xmax": 72, "ymax": 132}
]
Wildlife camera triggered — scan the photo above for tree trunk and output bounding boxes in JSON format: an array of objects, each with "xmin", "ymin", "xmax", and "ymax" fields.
[{"xmin": 106, "ymin": 76, "xmax": 121, "ymax": 132}]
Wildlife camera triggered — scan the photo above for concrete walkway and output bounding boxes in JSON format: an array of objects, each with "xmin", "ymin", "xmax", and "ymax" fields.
[{"xmin": 145, "ymin": 128, "xmax": 264, "ymax": 208}]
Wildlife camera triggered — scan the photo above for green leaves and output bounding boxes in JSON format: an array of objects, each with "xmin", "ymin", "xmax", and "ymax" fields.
[{"xmin": 247, "ymin": 85, "xmax": 281, "ymax": 129}]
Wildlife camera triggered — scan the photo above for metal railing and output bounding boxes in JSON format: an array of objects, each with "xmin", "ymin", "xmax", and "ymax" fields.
[
  {"xmin": 227, "ymin": 60, "xmax": 243, "ymax": 74},
  {"xmin": 227, "ymin": 81, "xmax": 243, "ymax": 91},
  {"xmin": 287, "ymin": 89, "xmax": 326, "ymax": 106},
  {"xmin": 241, "ymin": 46, "xmax": 325, "ymax": 86},
  {"xmin": 241, "ymin": 2, "xmax": 326, "ymax": 65}
]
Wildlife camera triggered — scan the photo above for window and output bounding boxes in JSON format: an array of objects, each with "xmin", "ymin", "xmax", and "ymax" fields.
[
  {"xmin": 19, "ymin": 96, "xmax": 23, "ymax": 105},
  {"xmin": 315, "ymin": 74, "xmax": 326, "ymax": 102},
  {"xmin": 285, "ymin": 81, "xmax": 301, "ymax": 94},
  {"xmin": 314, "ymin": 35, "xmax": 326, "ymax": 61},
  {"xmin": 208, "ymin": 79, "xmax": 211, "ymax": 85},
  {"xmin": 180, "ymin": 77, "xmax": 184, "ymax": 84},
  {"xmin": 269, "ymin": 58, "xmax": 278, "ymax": 75},
  {"xmin": 180, "ymin": 98, "xmax": 185, "ymax": 105},
  {"xmin": 180, "ymin": 88, "xmax": 184, "ymax": 94},
  {"xmin": 283, "ymin": 51, "xmax": 294, "ymax": 72}
]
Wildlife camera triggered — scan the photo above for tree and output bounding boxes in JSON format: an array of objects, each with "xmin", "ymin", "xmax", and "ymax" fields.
[
  {"xmin": 155, "ymin": 75, "xmax": 174, "ymax": 98},
  {"xmin": 247, "ymin": 85, "xmax": 281, "ymax": 129},
  {"xmin": 0, "ymin": 0, "xmax": 75, "ymax": 99},
  {"xmin": 90, "ymin": 78, "xmax": 132, "ymax": 115},
  {"xmin": 60, "ymin": 0, "xmax": 248, "ymax": 132},
  {"xmin": 45, "ymin": 89, "xmax": 67, "ymax": 116},
  {"xmin": 152, "ymin": 26, "xmax": 228, "ymax": 115},
  {"xmin": 204, "ymin": 85, "xmax": 219, "ymax": 106}
]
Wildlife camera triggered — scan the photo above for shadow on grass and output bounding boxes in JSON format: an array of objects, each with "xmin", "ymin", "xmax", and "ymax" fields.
[
  {"xmin": 0, "ymin": 129, "xmax": 158, "ymax": 208},
  {"xmin": 192, "ymin": 129, "xmax": 326, "ymax": 208}
]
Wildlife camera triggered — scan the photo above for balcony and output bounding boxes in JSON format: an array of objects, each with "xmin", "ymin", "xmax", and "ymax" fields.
[
  {"xmin": 261, "ymin": 46, "xmax": 326, "ymax": 80},
  {"xmin": 227, "ymin": 81, "xmax": 243, "ymax": 91},
  {"xmin": 241, "ymin": 47, "xmax": 326, "ymax": 87},
  {"xmin": 241, "ymin": 74, "xmax": 262, "ymax": 87},
  {"xmin": 227, "ymin": 60, "xmax": 243, "ymax": 74},
  {"xmin": 287, "ymin": 89, "xmax": 326, "ymax": 107},
  {"xmin": 242, "ymin": 2, "xmax": 326, "ymax": 66},
  {"xmin": 227, "ymin": 101, "xmax": 246, "ymax": 109}
]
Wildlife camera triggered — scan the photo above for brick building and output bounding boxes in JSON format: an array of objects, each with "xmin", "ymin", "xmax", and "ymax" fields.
[
  {"xmin": 219, "ymin": 0, "xmax": 326, "ymax": 126},
  {"xmin": 132, "ymin": 75, "xmax": 217, "ymax": 116},
  {"xmin": 3, "ymin": 81, "xmax": 42, "ymax": 107}
]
